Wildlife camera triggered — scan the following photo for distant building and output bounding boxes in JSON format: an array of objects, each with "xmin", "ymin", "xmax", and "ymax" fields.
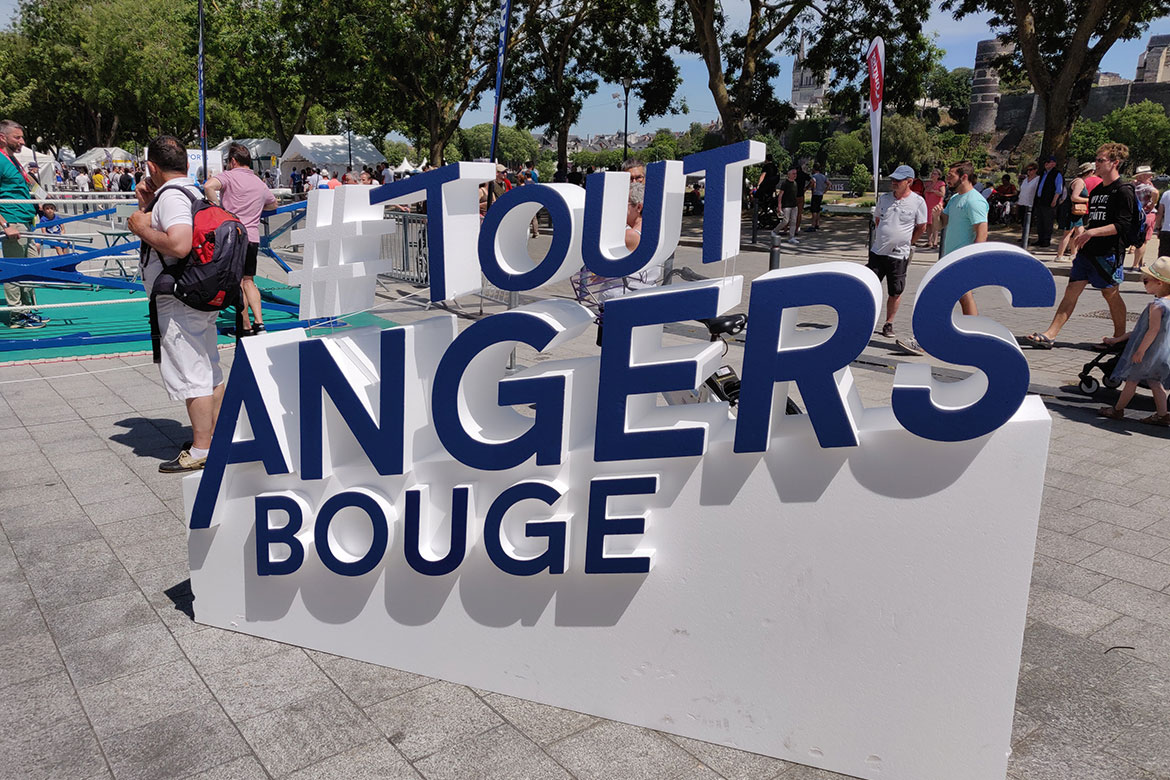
[
  {"xmin": 1095, "ymin": 72, "xmax": 1130, "ymax": 88},
  {"xmin": 1136, "ymin": 35, "xmax": 1170, "ymax": 83},
  {"xmin": 790, "ymin": 39, "xmax": 826, "ymax": 116}
]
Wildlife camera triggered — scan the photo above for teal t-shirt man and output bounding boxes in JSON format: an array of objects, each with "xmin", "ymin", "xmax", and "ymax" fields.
[
  {"xmin": 0, "ymin": 151, "xmax": 36, "ymax": 226},
  {"xmin": 942, "ymin": 188, "xmax": 989, "ymax": 257}
]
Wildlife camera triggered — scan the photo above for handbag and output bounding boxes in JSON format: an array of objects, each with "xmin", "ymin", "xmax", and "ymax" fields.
[{"xmin": 1072, "ymin": 201, "xmax": 1088, "ymax": 216}]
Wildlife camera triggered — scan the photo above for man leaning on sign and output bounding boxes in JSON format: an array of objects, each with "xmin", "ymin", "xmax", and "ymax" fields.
[{"xmin": 0, "ymin": 119, "xmax": 48, "ymax": 329}]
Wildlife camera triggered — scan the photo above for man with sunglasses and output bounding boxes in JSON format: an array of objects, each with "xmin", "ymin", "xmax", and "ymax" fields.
[{"xmin": 1026, "ymin": 143, "xmax": 1134, "ymax": 349}]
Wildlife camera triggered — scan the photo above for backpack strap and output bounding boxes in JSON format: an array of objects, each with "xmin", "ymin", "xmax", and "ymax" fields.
[{"xmin": 149, "ymin": 293, "xmax": 162, "ymax": 364}]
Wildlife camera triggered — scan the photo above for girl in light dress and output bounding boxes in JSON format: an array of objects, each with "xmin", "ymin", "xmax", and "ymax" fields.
[{"xmin": 1098, "ymin": 256, "xmax": 1170, "ymax": 425}]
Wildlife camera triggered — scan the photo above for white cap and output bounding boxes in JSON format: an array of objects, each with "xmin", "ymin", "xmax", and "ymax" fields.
[{"xmin": 890, "ymin": 164, "xmax": 916, "ymax": 181}]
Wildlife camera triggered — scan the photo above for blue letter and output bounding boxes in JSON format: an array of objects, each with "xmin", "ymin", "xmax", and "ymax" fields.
[
  {"xmin": 191, "ymin": 346, "xmax": 290, "ymax": 529},
  {"xmin": 585, "ymin": 476, "xmax": 657, "ymax": 574},
  {"xmin": 734, "ymin": 264, "xmax": 880, "ymax": 451},
  {"xmin": 682, "ymin": 141, "xmax": 765, "ymax": 265},
  {"xmin": 892, "ymin": 243, "xmax": 1056, "ymax": 441},
  {"xmin": 433, "ymin": 310, "xmax": 568, "ymax": 470},
  {"xmin": 483, "ymin": 482, "xmax": 567, "ymax": 576},
  {"xmin": 256, "ymin": 493, "xmax": 304, "ymax": 576},
  {"xmin": 313, "ymin": 490, "xmax": 390, "ymax": 577},
  {"xmin": 299, "ymin": 328, "xmax": 405, "ymax": 479},
  {"xmin": 479, "ymin": 184, "xmax": 576, "ymax": 291},
  {"xmin": 595, "ymin": 284, "xmax": 724, "ymax": 461},
  {"xmin": 404, "ymin": 486, "xmax": 469, "ymax": 576}
]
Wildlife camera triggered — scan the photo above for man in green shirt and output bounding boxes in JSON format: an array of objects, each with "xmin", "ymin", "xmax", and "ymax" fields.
[{"xmin": 0, "ymin": 119, "xmax": 46, "ymax": 328}]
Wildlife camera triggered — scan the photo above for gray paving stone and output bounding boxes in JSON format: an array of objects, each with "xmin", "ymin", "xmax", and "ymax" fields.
[
  {"xmin": 1035, "ymin": 528, "xmax": 1103, "ymax": 564},
  {"xmin": 78, "ymin": 658, "xmax": 212, "ymax": 738},
  {"xmin": 96, "ymin": 510, "xmax": 184, "ymax": 548},
  {"xmin": 367, "ymin": 681, "xmax": 503, "ymax": 761},
  {"xmin": 482, "ymin": 692, "xmax": 598, "ymax": 746},
  {"xmin": 546, "ymin": 720, "xmax": 706, "ymax": 780},
  {"xmin": 1018, "ymin": 621, "xmax": 1131, "ymax": 687},
  {"xmin": 1011, "ymin": 708, "xmax": 1042, "ymax": 747},
  {"xmin": 0, "ymin": 582, "xmax": 46, "ymax": 646},
  {"xmin": 1074, "ymin": 522, "xmax": 1170, "ymax": 558},
  {"xmin": 0, "ymin": 480, "xmax": 75, "ymax": 510},
  {"xmin": 666, "ymin": 733, "xmax": 789, "ymax": 780},
  {"xmin": 23, "ymin": 559, "xmax": 138, "ymax": 610},
  {"xmin": 774, "ymin": 763, "xmax": 856, "ymax": 779},
  {"xmin": 1044, "ymin": 470, "xmax": 1151, "ymax": 507},
  {"xmin": 1015, "ymin": 667, "xmax": 1138, "ymax": 749},
  {"xmin": 186, "ymin": 755, "xmax": 271, "ymax": 780},
  {"xmin": 1026, "ymin": 585, "xmax": 1123, "ymax": 637},
  {"xmin": 178, "ymin": 625, "xmax": 289, "ymax": 675},
  {"xmin": 43, "ymin": 588, "xmax": 157, "ymax": 646},
  {"xmin": 0, "ymin": 495, "xmax": 87, "ymax": 538},
  {"xmin": 0, "ymin": 629, "xmax": 64, "ymax": 688},
  {"xmin": 1142, "ymin": 516, "xmax": 1170, "ymax": 540},
  {"xmin": 307, "ymin": 649, "xmax": 433, "ymax": 706},
  {"xmin": 285, "ymin": 738, "xmax": 420, "ymax": 780},
  {"xmin": 1008, "ymin": 725, "xmax": 1159, "ymax": 780},
  {"xmin": 58, "ymin": 620, "xmax": 184, "ymax": 688},
  {"xmin": 17, "ymin": 536, "xmax": 119, "ymax": 574},
  {"xmin": 1037, "ymin": 505, "xmax": 1098, "ymax": 535},
  {"xmin": 1097, "ymin": 660, "xmax": 1170, "ymax": 719},
  {"xmin": 7, "ymin": 515, "xmax": 103, "ymax": 558},
  {"xmin": 414, "ymin": 724, "xmax": 570, "ymax": 780},
  {"xmin": 1078, "ymin": 547, "xmax": 1170, "ymax": 591},
  {"xmin": 204, "ymin": 647, "xmax": 338, "ymax": 721},
  {"xmin": 1103, "ymin": 719, "xmax": 1170, "ymax": 777},
  {"xmin": 237, "ymin": 689, "xmax": 382, "ymax": 777},
  {"xmin": 102, "ymin": 701, "xmax": 251, "ymax": 780},
  {"xmin": 26, "ymin": 419, "xmax": 110, "ymax": 457},
  {"xmin": 0, "ymin": 670, "xmax": 86, "ymax": 734},
  {"xmin": 112, "ymin": 532, "xmax": 189, "ymax": 573},
  {"xmin": 82, "ymin": 490, "xmax": 171, "ymax": 525},
  {"xmin": 1090, "ymin": 616, "xmax": 1170, "ymax": 668},
  {"xmin": 1086, "ymin": 579, "xmax": 1170, "ymax": 630},
  {"xmin": 0, "ymin": 715, "xmax": 109, "ymax": 780}
]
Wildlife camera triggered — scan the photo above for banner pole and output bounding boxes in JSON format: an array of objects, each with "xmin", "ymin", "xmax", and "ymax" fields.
[
  {"xmin": 488, "ymin": 0, "xmax": 513, "ymax": 164},
  {"xmin": 198, "ymin": 0, "xmax": 208, "ymax": 179}
]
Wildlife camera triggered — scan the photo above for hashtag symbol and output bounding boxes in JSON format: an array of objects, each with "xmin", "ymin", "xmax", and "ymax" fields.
[{"xmin": 289, "ymin": 187, "xmax": 397, "ymax": 320}]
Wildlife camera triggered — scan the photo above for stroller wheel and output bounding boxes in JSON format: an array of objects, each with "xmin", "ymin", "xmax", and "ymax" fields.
[
  {"xmin": 1079, "ymin": 376, "xmax": 1101, "ymax": 395},
  {"xmin": 1103, "ymin": 376, "xmax": 1122, "ymax": 389}
]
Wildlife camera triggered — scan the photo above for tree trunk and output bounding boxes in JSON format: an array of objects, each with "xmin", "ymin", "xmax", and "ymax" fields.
[
  {"xmin": 104, "ymin": 115, "xmax": 120, "ymax": 148},
  {"xmin": 557, "ymin": 119, "xmax": 570, "ymax": 172},
  {"xmin": 1038, "ymin": 74, "xmax": 1092, "ymax": 163}
]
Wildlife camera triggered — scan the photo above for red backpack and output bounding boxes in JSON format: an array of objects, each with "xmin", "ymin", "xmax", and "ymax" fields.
[{"xmin": 144, "ymin": 184, "xmax": 249, "ymax": 361}]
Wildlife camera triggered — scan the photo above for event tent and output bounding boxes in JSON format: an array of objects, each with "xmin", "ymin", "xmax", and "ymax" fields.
[
  {"xmin": 213, "ymin": 137, "xmax": 281, "ymax": 169},
  {"xmin": 71, "ymin": 146, "xmax": 136, "ymax": 170},
  {"xmin": 393, "ymin": 158, "xmax": 417, "ymax": 174},
  {"xmin": 278, "ymin": 134, "xmax": 386, "ymax": 181}
]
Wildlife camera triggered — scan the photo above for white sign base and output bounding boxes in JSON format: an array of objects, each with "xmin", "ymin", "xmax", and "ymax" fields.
[{"xmin": 187, "ymin": 330, "xmax": 1048, "ymax": 780}]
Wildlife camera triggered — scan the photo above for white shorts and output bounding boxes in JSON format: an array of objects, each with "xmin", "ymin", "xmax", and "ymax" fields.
[{"xmin": 156, "ymin": 296, "xmax": 223, "ymax": 400}]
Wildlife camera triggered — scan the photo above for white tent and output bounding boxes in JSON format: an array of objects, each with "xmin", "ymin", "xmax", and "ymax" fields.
[
  {"xmin": 278, "ymin": 134, "xmax": 386, "ymax": 181},
  {"xmin": 393, "ymin": 158, "xmax": 417, "ymax": 174},
  {"xmin": 71, "ymin": 146, "xmax": 136, "ymax": 170},
  {"xmin": 213, "ymin": 137, "xmax": 282, "ymax": 169}
]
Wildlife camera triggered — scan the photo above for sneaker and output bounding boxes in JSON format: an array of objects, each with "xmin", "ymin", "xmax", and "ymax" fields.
[
  {"xmin": 25, "ymin": 311, "xmax": 50, "ymax": 325},
  {"xmin": 894, "ymin": 337, "xmax": 924, "ymax": 356},
  {"xmin": 9, "ymin": 313, "xmax": 46, "ymax": 329},
  {"xmin": 881, "ymin": 322, "xmax": 895, "ymax": 338},
  {"xmin": 788, "ymin": 237, "xmax": 800, "ymax": 244},
  {"xmin": 159, "ymin": 448, "xmax": 207, "ymax": 474}
]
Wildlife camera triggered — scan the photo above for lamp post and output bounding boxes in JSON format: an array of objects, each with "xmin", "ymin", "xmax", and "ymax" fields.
[
  {"xmin": 346, "ymin": 112, "xmax": 353, "ymax": 170},
  {"xmin": 621, "ymin": 76, "xmax": 633, "ymax": 162}
]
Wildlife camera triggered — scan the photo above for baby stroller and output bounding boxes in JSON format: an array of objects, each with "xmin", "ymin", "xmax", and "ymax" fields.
[{"xmin": 1077, "ymin": 342, "xmax": 1125, "ymax": 395}]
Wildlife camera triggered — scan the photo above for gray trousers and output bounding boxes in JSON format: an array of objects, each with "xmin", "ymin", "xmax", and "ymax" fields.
[{"xmin": 3, "ymin": 224, "xmax": 36, "ymax": 324}]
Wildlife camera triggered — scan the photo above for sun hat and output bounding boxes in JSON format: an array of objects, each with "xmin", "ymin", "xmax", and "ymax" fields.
[
  {"xmin": 1142, "ymin": 256, "xmax": 1170, "ymax": 285},
  {"xmin": 1135, "ymin": 165, "xmax": 1153, "ymax": 177},
  {"xmin": 1078, "ymin": 161, "xmax": 1094, "ymax": 175},
  {"xmin": 496, "ymin": 163, "xmax": 506, "ymax": 173},
  {"xmin": 889, "ymin": 164, "xmax": 915, "ymax": 181}
]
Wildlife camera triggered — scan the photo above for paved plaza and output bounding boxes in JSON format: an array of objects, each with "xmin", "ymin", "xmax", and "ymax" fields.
[{"xmin": 2, "ymin": 213, "xmax": 1170, "ymax": 779}]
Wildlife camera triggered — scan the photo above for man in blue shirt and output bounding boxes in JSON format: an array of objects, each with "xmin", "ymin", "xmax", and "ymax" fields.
[
  {"xmin": 0, "ymin": 120, "xmax": 47, "ymax": 329},
  {"xmin": 1032, "ymin": 155, "xmax": 1062, "ymax": 248}
]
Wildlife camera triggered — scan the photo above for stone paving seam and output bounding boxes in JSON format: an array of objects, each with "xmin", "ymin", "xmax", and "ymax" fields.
[{"xmin": 471, "ymin": 687, "xmax": 595, "ymax": 780}]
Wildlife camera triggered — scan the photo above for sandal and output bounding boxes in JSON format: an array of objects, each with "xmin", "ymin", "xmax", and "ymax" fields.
[
  {"xmin": 1139, "ymin": 413, "xmax": 1170, "ymax": 427},
  {"xmin": 1098, "ymin": 406, "xmax": 1125, "ymax": 420},
  {"xmin": 1025, "ymin": 333, "xmax": 1055, "ymax": 349}
]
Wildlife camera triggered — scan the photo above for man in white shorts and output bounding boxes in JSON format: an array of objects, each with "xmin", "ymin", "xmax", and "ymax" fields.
[{"xmin": 128, "ymin": 135, "xmax": 224, "ymax": 473}]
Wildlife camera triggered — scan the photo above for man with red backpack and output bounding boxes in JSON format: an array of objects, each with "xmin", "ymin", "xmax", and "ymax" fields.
[{"xmin": 129, "ymin": 135, "xmax": 239, "ymax": 474}]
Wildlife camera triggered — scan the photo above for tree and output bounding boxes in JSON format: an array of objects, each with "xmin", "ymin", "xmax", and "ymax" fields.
[
  {"xmin": 926, "ymin": 66, "xmax": 973, "ymax": 127},
  {"xmin": 1099, "ymin": 100, "xmax": 1170, "ymax": 170},
  {"xmin": 859, "ymin": 115, "xmax": 937, "ymax": 173},
  {"xmin": 506, "ymin": 0, "xmax": 681, "ymax": 171},
  {"xmin": 382, "ymin": 140, "xmax": 417, "ymax": 167},
  {"xmin": 849, "ymin": 164, "xmax": 871, "ymax": 196},
  {"xmin": 675, "ymin": 0, "xmax": 929, "ymax": 143},
  {"xmin": 944, "ymin": 0, "xmax": 1170, "ymax": 161},
  {"xmin": 454, "ymin": 123, "xmax": 539, "ymax": 165},
  {"xmin": 824, "ymin": 133, "xmax": 865, "ymax": 174}
]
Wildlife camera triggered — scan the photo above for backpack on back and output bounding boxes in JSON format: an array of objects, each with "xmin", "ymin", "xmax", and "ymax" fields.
[
  {"xmin": 1120, "ymin": 182, "xmax": 1146, "ymax": 249},
  {"xmin": 144, "ymin": 184, "xmax": 249, "ymax": 362}
]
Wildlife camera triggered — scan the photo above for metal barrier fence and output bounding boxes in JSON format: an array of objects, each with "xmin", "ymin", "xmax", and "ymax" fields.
[{"xmin": 380, "ymin": 212, "xmax": 429, "ymax": 286}]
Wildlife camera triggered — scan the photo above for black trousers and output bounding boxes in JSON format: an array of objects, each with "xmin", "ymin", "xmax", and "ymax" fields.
[{"xmin": 1035, "ymin": 203, "xmax": 1056, "ymax": 246}]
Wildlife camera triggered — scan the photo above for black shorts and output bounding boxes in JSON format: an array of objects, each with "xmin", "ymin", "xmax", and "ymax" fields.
[
  {"xmin": 866, "ymin": 251, "xmax": 910, "ymax": 297},
  {"xmin": 810, "ymin": 193, "xmax": 824, "ymax": 213},
  {"xmin": 1159, "ymin": 231, "xmax": 1170, "ymax": 258},
  {"xmin": 244, "ymin": 242, "xmax": 258, "ymax": 277}
]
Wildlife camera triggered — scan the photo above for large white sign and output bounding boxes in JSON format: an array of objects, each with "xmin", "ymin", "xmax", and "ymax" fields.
[{"xmin": 186, "ymin": 142, "xmax": 1056, "ymax": 780}]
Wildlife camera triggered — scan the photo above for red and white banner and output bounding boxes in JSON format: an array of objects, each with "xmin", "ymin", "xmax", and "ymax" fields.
[{"xmin": 867, "ymin": 37, "xmax": 884, "ymax": 199}]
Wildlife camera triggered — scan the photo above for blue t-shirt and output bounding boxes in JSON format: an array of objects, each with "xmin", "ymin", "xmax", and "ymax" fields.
[
  {"xmin": 942, "ymin": 189, "xmax": 989, "ymax": 257},
  {"xmin": 528, "ymin": 168, "xmax": 539, "ymax": 184}
]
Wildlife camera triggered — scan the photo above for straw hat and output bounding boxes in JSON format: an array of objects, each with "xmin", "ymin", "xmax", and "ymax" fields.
[
  {"xmin": 1142, "ymin": 256, "xmax": 1170, "ymax": 285},
  {"xmin": 1135, "ymin": 165, "xmax": 1153, "ymax": 176},
  {"xmin": 1078, "ymin": 161, "xmax": 1094, "ymax": 175}
]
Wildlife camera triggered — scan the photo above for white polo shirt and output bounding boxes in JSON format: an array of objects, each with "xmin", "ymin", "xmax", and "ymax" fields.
[{"xmin": 871, "ymin": 190, "xmax": 927, "ymax": 260}]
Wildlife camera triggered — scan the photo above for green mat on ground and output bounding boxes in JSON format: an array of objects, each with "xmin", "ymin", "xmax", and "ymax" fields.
[{"xmin": 0, "ymin": 278, "xmax": 397, "ymax": 363}]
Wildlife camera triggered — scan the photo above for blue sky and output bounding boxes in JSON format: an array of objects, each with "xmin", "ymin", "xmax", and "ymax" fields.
[{"xmin": 1, "ymin": 0, "xmax": 1167, "ymax": 138}]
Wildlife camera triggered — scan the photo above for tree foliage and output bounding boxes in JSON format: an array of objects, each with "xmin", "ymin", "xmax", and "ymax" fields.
[
  {"xmin": 454, "ymin": 123, "xmax": 539, "ymax": 165},
  {"xmin": 1069, "ymin": 101, "xmax": 1170, "ymax": 170},
  {"xmin": 926, "ymin": 66, "xmax": 973, "ymax": 127},
  {"xmin": 944, "ymin": 0, "xmax": 1170, "ymax": 160},
  {"xmin": 824, "ymin": 133, "xmax": 865, "ymax": 174}
]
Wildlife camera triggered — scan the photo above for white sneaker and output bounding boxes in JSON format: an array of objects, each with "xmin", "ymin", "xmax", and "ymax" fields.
[{"xmin": 788, "ymin": 237, "xmax": 800, "ymax": 244}]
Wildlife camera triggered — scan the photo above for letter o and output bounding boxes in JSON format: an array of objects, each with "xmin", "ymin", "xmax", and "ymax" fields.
[
  {"xmin": 313, "ymin": 489, "xmax": 392, "ymax": 576},
  {"xmin": 478, "ymin": 184, "xmax": 583, "ymax": 292}
]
